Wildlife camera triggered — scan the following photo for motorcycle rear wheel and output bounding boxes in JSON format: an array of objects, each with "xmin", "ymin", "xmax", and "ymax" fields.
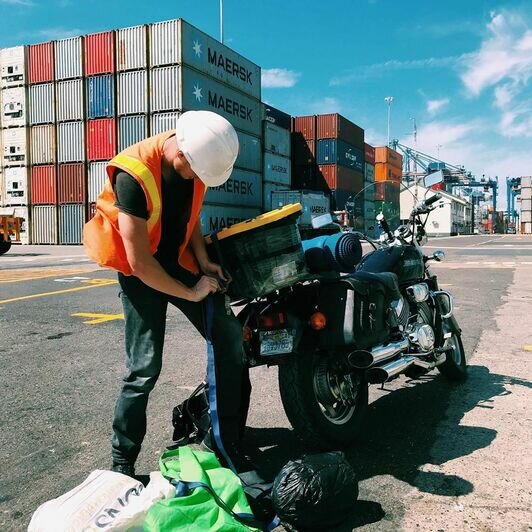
[
  {"xmin": 278, "ymin": 350, "xmax": 367, "ymax": 450},
  {"xmin": 0, "ymin": 238, "xmax": 12, "ymax": 256}
]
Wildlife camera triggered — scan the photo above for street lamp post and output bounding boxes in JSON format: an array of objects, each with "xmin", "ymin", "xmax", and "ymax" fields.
[
  {"xmin": 384, "ymin": 96, "xmax": 394, "ymax": 147},
  {"xmin": 219, "ymin": 0, "xmax": 223, "ymax": 43}
]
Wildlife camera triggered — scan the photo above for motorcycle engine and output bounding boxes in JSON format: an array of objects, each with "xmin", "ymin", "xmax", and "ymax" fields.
[
  {"xmin": 408, "ymin": 323, "xmax": 436, "ymax": 352},
  {"xmin": 392, "ymin": 296, "xmax": 410, "ymax": 329}
]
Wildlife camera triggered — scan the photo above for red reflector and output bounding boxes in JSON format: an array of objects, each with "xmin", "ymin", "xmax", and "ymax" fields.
[
  {"xmin": 310, "ymin": 312, "xmax": 327, "ymax": 330},
  {"xmin": 243, "ymin": 326, "xmax": 253, "ymax": 342}
]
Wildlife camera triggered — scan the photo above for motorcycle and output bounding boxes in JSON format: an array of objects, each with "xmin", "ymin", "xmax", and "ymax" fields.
[{"xmin": 233, "ymin": 186, "xmax": 467, "ymax": 450}]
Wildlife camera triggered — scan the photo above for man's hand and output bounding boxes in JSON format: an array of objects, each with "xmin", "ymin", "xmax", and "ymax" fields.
[
  {"xmin": 199, "ymin": 259, "xmax": 231, "ymax": 284},
  {"xmin": 191, "ymin": 275, "xmax": 220, "ymax": 302}
]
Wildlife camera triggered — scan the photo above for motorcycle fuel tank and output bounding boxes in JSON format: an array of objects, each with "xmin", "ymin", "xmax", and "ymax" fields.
[{"xmin": 356, "ymin": 246, "xmax": 424, "ymax": 285}]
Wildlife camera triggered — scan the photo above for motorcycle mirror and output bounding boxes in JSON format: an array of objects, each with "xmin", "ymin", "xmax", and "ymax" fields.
[
  {"xmin": 311, "ymin": 212, "xmax": 333, "ymax": 229},
  {"xmin": 432, "ymin": 250, "xmax": 446, "ymax": 262}
]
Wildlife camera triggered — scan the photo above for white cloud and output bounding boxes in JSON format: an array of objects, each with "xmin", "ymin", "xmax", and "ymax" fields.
[
  {"xmin": 0, "ymin": 0, "xmax": 35, "ymax": 5},
  {"xmin": 330, "ymin": 56, "xmax": 459, "ymax": 86},
  {"xmin": 461, "ymin": 10, "xmax": 532, "ymax": 138},
  {"xmin": 262, "ymin": 68, "xmax": 301, "ymax": 88},
  {"xmin": 427, "ymin": 98, "xmax": 450, "ymax": 116}
]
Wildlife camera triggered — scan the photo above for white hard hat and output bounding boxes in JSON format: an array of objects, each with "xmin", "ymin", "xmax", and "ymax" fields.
[{"xmin": 175, "ymin": 111, "xmax": 239, "ymax": 187}]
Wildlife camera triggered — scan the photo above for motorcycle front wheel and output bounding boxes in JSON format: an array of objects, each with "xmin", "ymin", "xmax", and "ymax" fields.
[
  {"xmin": 437, "ymin": 331, "xmax": 467, "ymax": 382},
  {"xmin": 278, "ymin": 350, "xmax": 367, "ymax": 450}
]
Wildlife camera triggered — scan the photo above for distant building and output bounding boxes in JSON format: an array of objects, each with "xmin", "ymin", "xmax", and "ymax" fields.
[{"xmin": 400, "ymin": 185, "xmax": 472, "ymax": 237}]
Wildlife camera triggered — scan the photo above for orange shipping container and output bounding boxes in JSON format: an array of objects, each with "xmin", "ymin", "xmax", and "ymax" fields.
[
  {"xmin": 375, "ymin": 163, "xmax": 402, "ymax": 182},
  {"xmin": 375, "ymin": 146, "xmax": 402, "ymax": 168}
]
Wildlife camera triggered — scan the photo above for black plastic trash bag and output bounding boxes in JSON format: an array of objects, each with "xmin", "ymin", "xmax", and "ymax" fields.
[{"xmin": 272, "ymin": 452, "xmax": 358, "ymax": 530}]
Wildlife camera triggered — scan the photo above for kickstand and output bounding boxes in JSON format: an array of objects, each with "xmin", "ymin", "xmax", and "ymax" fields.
[{"xmin": 380, "ymin": 382, "xmax": 385, "ymax": 390}]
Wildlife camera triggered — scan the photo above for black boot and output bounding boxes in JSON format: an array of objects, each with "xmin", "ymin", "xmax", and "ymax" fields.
[{"xmin": 201, "ymin": 429, "xmax": 258, "ymax": 473}]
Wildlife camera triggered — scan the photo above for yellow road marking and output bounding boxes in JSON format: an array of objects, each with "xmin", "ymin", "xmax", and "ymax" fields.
[
  {"xmin": 439, "ymin": 283, "xmax": 453, "ymax": 287},
  {"xmin": 0, "ymin": 279, "xmax": 117, "ymax": 305},
  {"xmin": 524, "ymin": 345, "xmax": 532, "ymax": 352},
  {"xmin": 0, "ymin": 267, "xmax": 97, "ymax": 283},
  {"xmin": 72, "ymin": 312, "xmax": 124, "ymax": 324}
]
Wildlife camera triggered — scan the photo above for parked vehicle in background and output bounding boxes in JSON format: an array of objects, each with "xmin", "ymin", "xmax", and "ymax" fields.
[{"xmin": 0, "ymin": 210, "xmax": 24, "ymax": 255}]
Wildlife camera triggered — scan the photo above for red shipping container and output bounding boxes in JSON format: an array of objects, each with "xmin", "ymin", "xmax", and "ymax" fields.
[
  {"xmin": 431, "ymin": 182, "xmax": 445, "ymax": 191},
  {"xmin": 58, "ymin": 163, "xmax": 86, "ymax": 203},
  {"xmin": 317, "ymin": 113, "xmax": 364, "ymax": 147},
  {"xmin": 292, "ymin": 115, "xmax": 316, "ymax": 140},
  {"xmin": 85, "ymin": 31, "xmax": 115, "ymax": 75},
  {"xmin": 31, "ymin": 165, "xmax": 57, "ymax": 204},
  {"xmin": 317, "ymin": 165, "xmax": 363, "ymax": 191},
  {"xmin": 87, "ymin": 118, "xmax": 117, "ymax": 161},
  {"xmin": 28, "ymin": 43, "xmax": 54, "ymax": 84},
  {"xmin": 364, "ymin": 143, "xmax": 375, "ymax": 165}
]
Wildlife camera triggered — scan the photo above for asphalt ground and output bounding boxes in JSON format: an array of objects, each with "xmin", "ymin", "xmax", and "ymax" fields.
[{"xmin": 0, "ymin": 234, "xmax": 531, "ymax": 531}]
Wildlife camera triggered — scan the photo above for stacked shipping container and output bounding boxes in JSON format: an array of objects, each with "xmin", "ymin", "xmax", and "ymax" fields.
[
  {"xmin": 374, "ymin": 146, "xmax": 403, "ymax": 229},
  {"xmin": 0, "ymin": 45, "xmax": 30, "ymax": 243},
  {"xmin": 363, "ymin": 143, "xmax": 376, "ymax": 233},
  {"xmin": 262, "ymin": 105, "xmax": 291, "ymax": 211},
  {"xmin": 0, "ymin": 18, "xmax": 268, "ymax": 243},
  {"xmin": 292, "ymin": 113, "xmax": 365, "ymax": 229},
  {"xmin": 521, "ymin": 176, "xmax": 531, "ymax": 234}
]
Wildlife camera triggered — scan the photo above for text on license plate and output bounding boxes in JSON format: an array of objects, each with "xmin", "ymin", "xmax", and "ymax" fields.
[{"xmin": 260, "ymin": 329, "xmax": 294, "ymax": 356}]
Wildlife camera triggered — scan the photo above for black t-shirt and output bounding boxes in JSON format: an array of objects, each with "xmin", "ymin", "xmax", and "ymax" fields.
[{"xmin": 113, "ymin": 170, "xmax": 194, "ymax": 274}]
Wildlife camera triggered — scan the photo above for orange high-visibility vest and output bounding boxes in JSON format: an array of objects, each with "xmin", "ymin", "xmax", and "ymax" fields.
[{"xmin": 83, "ymin": 131, "xmax": 206, "ymax": 275}]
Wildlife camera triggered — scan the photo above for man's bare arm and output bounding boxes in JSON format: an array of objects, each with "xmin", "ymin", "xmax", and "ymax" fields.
[{"xmin": 118, "ymin": 212, "xmax": 218, "ymax": 301}]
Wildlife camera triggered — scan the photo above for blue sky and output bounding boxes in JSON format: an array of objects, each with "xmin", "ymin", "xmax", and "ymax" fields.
[{"xmin": 1, "ymin": 0, "xmax": 531, "ymax": 206}]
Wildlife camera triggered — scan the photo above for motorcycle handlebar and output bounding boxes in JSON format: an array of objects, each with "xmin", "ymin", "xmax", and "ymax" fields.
[{"xmin": 425, "ymin": 193, "xmax": 442, "ymax": 206}]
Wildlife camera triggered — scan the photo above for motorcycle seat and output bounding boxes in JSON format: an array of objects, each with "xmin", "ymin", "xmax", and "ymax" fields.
[{"xmin": 351, "ymin": 271, "xmax": 401, "ymax": 300}]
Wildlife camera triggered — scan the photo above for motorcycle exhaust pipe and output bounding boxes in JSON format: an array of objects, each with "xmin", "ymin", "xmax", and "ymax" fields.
[
  {"xmin": 348, "ymin": 338, "xmax": 410, "ymax": 369},
  {"xmin": 365, "ymin": 356, "xmax": 416, "ymax": 384}
]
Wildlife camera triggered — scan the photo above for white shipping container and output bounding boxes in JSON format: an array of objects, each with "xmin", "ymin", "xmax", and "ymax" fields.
[
  {"xmin": 1, "ymin": 87, "xmax": 26, "ymax": 127},
  {"xmin": 150, "ymin": 66, "xmax": 180, "ymax": 112},
  {"xmin": 29, "ymin": 83, "xmax": 55, "ymax": 125},
  {"xmin": 2, "ymin": 127, "xmax": 27, "ymax": 165},
  {"xmin": 521, "ymin": 176, "xmax": 531, "ymax": 188},
  {"xmin": 31, "ymin": 124, "xmax": 55, "ymax": 164},
  {"xmin": 263, "ymin": 122, "xmax": 291, "ymax": 157},
  {"xmin": 521, "ymin": 185, "xmax": 531, "ymax": 200},
  {"xmin": 149, "ymin": 19, "xmax": 180, "ymax": 67},
  {"xmin": 521, "ymin": 210, "xmax": 531, "ymax": 223},
  {"xmin": 263, "ymin": 152, "xmax": 291, "ymax": 185},
  {"xmin": 55, "ymin": 37, "xmax": 83, "ymax": 80},
  {"xmin": 88, "ymin": 161, "xmax": 108, "ymax": 203},
  {"xmin": 0, "ymin": 46, "xmax": 26, "ymax": 88},
  {"xmin": 56, "ymin": 79, "xmax": 84, "ymax": 121},
  {"xmin": 521, "ymin": 198, "xmax": 531, "ymax": 211},
  {"xmin": 151, "ymin": 111, "xmax": 181, "ymax": 135},
  {"xmin": 118, "ymin": 70, "xmax": 147, "ymax": 115},
  {"xmin": 3, "ymin": 166, "xmax": 29, "ymax": 205},
  {"xmin": 32, "ymin": 205, "xmax": 57, "ymax": 244},
  {"xmin": 57, "ymin": 121, "xmax": 85, "ymax": 163},
  {"xmin": 117, "ymin": 25, "xmax": 148, "ymax": 70}
]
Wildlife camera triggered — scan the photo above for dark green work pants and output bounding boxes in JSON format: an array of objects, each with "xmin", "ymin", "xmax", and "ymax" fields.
[{"xmin": 112, "ymin": 270, "xmax": 251, "ymax": 466}]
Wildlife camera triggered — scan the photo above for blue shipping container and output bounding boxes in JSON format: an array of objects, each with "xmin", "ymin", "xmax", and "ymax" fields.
[
  {"xmin": 119, "ymin": 115, "xmax": 147, "ymax": 151},
  {"xmin": 87, "ymin": 75, "xmax": 114, "ymax": 118},
  {"xmin": 264, "ymin": 122, "xmax": 291, "ymax": 157},
  {"xmin": 317, "ymin": 139, "xmax": 364, "ymax": 172},
  {"xmin": 205, "ymin": 168, "xmax": 262, "ymax": 208},
  {"xmin": 263, "ymin": 181, "xmax": 290, "ymax": 212},
  {"xmin": 235, "ymin": 130, "xmax": 262, "ymax": 173}
]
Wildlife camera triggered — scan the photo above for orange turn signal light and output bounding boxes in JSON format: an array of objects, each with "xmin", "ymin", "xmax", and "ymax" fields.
[
  {"xmin": 310, "ymin": 312, "xmax": 327, "ymax": 330},
  {"xmin": 243, "ymin": 326, "xmax": 253, "ymax": 342}
]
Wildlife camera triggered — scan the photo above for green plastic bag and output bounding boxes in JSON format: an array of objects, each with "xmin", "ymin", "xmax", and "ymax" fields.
[{"xmin": 144, "ymin": 446, "xmax": 260, "ymax": 531}]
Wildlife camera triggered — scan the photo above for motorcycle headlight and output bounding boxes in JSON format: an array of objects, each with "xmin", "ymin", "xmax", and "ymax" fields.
[{"xmin": 406, "ymin": 283, "xmax": 430, "ymax": 303}]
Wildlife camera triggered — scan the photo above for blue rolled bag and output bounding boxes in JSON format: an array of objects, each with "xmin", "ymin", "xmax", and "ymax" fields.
[{"xmin": 302, "ymin": 232, "xmax": 362, "ymax": 273}]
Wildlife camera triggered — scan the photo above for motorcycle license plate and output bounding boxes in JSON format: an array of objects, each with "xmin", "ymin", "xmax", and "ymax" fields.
[{"xmin": 260, "ymin": 329, "xmax": 294, "ymax": 356}]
